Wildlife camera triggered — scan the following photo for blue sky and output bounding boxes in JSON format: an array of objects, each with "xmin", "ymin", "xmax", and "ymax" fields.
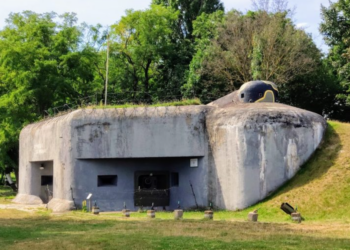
[{"xmin": 0, "ymin": 0, "xmax": 330, "ymax": 52}]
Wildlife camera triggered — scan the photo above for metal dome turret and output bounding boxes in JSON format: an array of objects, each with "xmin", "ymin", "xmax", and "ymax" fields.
[{"xmin": 238, "ymin": 81, "xmax": 279, "ymax": 103}]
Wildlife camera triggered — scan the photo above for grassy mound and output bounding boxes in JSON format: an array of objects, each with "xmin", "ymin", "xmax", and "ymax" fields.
[
  {"xmin": 236, "ymin": 121, "xmax": 350, "ymax": 222},
  {"xmin": 85, "ymin": 98, "xmax": 202, "ymax": 109}
]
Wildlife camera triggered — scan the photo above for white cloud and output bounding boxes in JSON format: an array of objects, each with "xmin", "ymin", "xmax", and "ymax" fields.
[{"xmin": 296, "ymin": 22, "xmax": 309, "ymax": 28}]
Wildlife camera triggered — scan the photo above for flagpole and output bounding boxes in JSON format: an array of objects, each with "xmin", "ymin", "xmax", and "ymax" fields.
[{"xmin": 105, "ymin": 32, "xmax": 109, "ymax": 106}]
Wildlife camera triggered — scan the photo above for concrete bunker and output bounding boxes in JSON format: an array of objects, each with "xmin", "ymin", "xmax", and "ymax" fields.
[{"xmin": 13, "ymin": 82, "xmax": 327, "ymax": 212}]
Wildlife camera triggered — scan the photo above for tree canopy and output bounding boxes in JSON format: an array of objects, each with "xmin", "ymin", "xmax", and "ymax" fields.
[
  {"xmin": 110, "ymin": 5, "xmax": 178, "ymax": 102},
  {"xmin": 152, "ymin": 0, "xmax": 224, "ymax": 39},
  {"xmin": 320, "ymin": 0, "xmax": 350, "ymax": 105},
  {"xmin": 184, "ymin": 10, "xmax": 322, "ymax": 103},
  {"xmin": 0, "ymin": 12, "xmax": 101, "ymax": 175}
]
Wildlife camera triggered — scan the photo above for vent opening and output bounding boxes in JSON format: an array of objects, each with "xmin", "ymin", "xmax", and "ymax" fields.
[{"xmin": 98, "ymin": 175, "xmax": 118, "ymax": 187}]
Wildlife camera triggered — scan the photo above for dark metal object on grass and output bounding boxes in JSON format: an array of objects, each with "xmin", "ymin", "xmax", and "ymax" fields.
[{"xmin": 280, "ymin": 202, "xmax": 296, "ymax": 215}]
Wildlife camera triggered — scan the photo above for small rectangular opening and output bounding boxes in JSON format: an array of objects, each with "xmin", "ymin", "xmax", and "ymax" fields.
[
  {"xmin": 98, "ymin": 175, "xmax": 118, "ymax": 187},
  {"xmin": 41, "ymin": 176, "xmax": 53, "ymax": 186},
  {"xmin": 171, "ymin": 172, "xmax": 179, "ymax": 187},
  {"xmin": 241, "ymin": 93, "xmax": 245, "ymax": 98}
]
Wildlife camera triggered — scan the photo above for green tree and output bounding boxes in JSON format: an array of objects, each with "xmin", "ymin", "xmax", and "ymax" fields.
[
  {"xmin": 0, "ymin": 12, "xmax": 101, "ymax": 177},
  {"xmin": 182, "ymin": 10, "xmax": 225, "ymax": 100},
  {"xmin": 188, "ymin": 10, "xmax": 322, "ymax": 103},
  {"xmin": 110, "ymin": 5, "xmax": 178, "ymax": 102},
  {"xmin": 320, "ymin": 0, "xmax": 350, "ymax": 105},
  {"xmin": 278, "ymin": 60, "xmax": 344, "ymax": 118},
  {"xmin": 152, "ymin": 0, "xmax": 224, "ymax": 39},
  {"xmin": 151, "ymin": 0, "xmax": 224, "ymax": 100}
]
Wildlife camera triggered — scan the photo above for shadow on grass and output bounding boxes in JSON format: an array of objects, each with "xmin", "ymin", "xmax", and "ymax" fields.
[{"xmin": 0, "ymin": 186, "xmax": 16, "ymax": 201}]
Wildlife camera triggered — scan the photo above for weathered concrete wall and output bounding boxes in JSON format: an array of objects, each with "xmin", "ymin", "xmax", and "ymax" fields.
[
  {"xmin": 73, "ymin": 158, "xmax": 206, "ymax": 211},
  {"xmin": 206, "ymin": 103, "xmax": 326, "ymax": 210},
  {"xmin": 15, "ymin": 115, "xmax": 74, "ymax": 206},
  {"xmin": 70, "ymin": 107, "xmax": 208, "ymax": 159},
  {"xmin": 15, "ymin": 106, "xmax": 211, "ymax": 211}
]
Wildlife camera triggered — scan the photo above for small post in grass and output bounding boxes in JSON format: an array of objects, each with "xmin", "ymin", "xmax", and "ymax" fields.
[
  {"xmin": 290, "ymin": 212, "xmax": 301, "ymax": 223},
  {"xmin": 248, "ymin": 209, "xmax": 258, "ymax": 222},
  {"xmin": 147, "ymin": 203, "xmax": 155, "ymax": 218},
  {"xmin": 204, "ymin": 203, "xmax": 214, "ymax": 220},
  {"xmin": 174, "ymin": 202, "xmax": 183, "ymax": 220},
  {"xmin": 92, "ymin": 201, "xmax": 100, "ymax": 215},
  {"xmin": 122, "ymin": 202, "xmax": 130, "ymax": 217},
  {"xmin": 147, "ymin": 210, "xmax": 155, "ymax": 218},
  {"xmin": 204, "ymin": 210, "xmax": 213, "ymax": 220}
]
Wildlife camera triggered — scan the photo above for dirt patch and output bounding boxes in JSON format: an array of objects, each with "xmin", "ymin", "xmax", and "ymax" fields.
[{"xmin": 0, "ymin": 203, "xmax": 46, "ymax": 213}]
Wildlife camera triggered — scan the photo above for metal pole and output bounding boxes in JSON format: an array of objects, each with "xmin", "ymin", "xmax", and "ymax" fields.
[
  {"xmin": 104, "ymin": 32, "xmax": 110, "ymax": 106},
  {"xmin": 189, "ymin": 180, "xmax": 199, "ymax": 209}
]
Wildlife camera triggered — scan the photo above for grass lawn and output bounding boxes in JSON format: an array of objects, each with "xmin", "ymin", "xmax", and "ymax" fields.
[
  {"xmin": 1, "ymin": 206, "xmax": 350, "ymax": 250},
  {"xmin": 1, "ymin": 120, "xmax": 350, "ymax": 249}
]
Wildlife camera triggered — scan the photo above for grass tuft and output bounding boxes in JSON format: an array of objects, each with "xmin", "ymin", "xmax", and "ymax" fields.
[{"xmin": 84, "ymin": 98, "xmax": 202, "ymax": 109}]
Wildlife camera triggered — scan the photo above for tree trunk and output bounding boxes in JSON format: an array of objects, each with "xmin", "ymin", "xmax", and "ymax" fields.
[
  {"xmin": 0, "ymin": 170, "xmax": 4, "ymax": 185},
  {"xmin": 144, "ymin": 60, "xmax": 152, "ymax": 103},
  {"xmin": 14, "ymin": 167, "xmax": 19, "ymax": 188}
]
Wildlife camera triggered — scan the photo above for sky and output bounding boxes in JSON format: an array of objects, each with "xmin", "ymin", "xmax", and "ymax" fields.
[{"xmin": 0, "ymin": 0, "xmax": 331, "ymax": 52}]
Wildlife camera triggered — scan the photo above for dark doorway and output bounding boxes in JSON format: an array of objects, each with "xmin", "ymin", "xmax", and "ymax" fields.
[
  {"xmin": 134, "ymin": 171, "xmax": 170, "ymax": 207},
  {"xmin": 29, "ymin": 161, "xmax": 54, "ymax": 204},
  {"xmin": 41, "ymin": 176, "xmax": 53, "ymax": 186}
]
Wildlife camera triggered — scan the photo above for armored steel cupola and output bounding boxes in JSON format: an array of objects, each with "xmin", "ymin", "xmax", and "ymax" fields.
[{"xmin": 238, "ymin": 80, "xmax": 279, "ymax": 103}]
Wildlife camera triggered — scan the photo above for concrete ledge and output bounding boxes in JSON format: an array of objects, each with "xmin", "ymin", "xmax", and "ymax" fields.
[
  {"xmin": 47, "ymin": 198, "xmax": 75, "ymax": 212},
  {"xmin": 12, "ymin": 194, "xmax": 43, "ymax": 205}
]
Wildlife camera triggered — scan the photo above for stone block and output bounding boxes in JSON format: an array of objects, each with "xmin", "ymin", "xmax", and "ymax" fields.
[
  {"xmin": 122, "ymin": 209, "xmax": 130, "ymax": 217},
  {"xmin": 204, "ymin": 210, "xmax": 213, "ymax": 220},
  {"xmin": 248, "ymin": 212, "xmax": 258, "ymax": 222},
  {"xmin": 92, "ymin": 206, "xmax": 100, "ymax": 215},
  {"xmin": 174, "ymin": 209, "xmax": 183, "ymax": 219},
  {"xmin": 291, "ymin": 212, "xmax": 301, "ymax": 223},
  {"xmin": 147, "ymin": 210, "xmax": 155, "ymax": 218}
]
